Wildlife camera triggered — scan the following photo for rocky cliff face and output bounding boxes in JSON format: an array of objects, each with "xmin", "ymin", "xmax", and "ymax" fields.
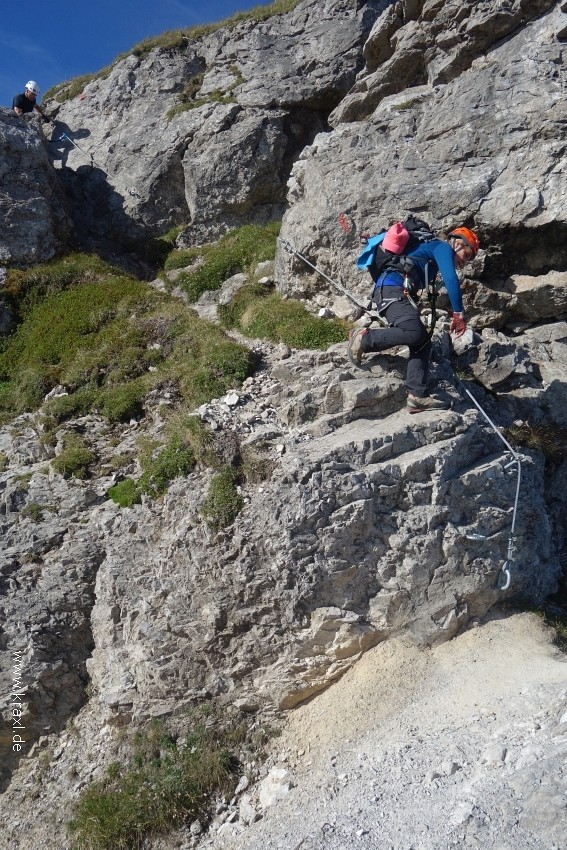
[
  {"xmin": 0, "ymin": 111, "xmax": 72, "ymax": 265},
  {"xmin": 39, "ymin": 0, "xmax": 386, "ymax": 265},
  {"xmin": 0, "ymin": 2, "xmax": 566, "ymax": 849}
]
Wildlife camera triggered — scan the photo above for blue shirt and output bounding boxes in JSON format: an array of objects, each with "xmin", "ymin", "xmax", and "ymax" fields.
[{"xmin": 379, "ymin": 239, "xmax": 464, "ymax": 313}]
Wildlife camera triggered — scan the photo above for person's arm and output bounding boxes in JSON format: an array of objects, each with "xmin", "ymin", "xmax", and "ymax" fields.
[
  {"xmin": 34, "ymin": 104, "xmax": 51, "ymax": 123},
  {"xmin": 13, "ymin": 95, "xmax": 25, "ymax": 116},
  {"xmin": 431, "ymin": 241, "xmax": 464, "ymax": 313}
]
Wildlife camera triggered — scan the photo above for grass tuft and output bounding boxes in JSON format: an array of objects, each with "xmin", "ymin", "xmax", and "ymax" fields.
[
  {"xmin": 107, "ymin": 436, "xmax": 196, "ymax": 507},
  {"xmin": 173, "ymin": 223, "xmax": 281, "ymax": 302},
  {"xmin": 504, "ymin": 422, "xmax": 567, "ymax": 464},
  {"xmin": 201, "ymin": 466, "xmax": 243, "ymax": 530},
  {"xmin": 52, "ymin": 434, "xmax": 95, "ymax": 479},
  {"xmin": 68, "ymin": 706, "xmax": 246, "ymax": 850},
  {"xmin": 219, "ymin": 281, "xmax": 347, "ymax": 349}
]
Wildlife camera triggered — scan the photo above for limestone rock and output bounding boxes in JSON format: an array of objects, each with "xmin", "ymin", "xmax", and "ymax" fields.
[
  {"xmin": 276, "ymin": 2, "xmax": 567, "ymax": 307},
  {"xmin": 45, "ymin": 1, "xmax": 381, "ymax": 256},
  {"xmin": 0, "ymin": 111, "xmax": 72, "ymax": 264},
  {"xmin": 330, "ymin": 0, "xmax": 557, "ymax": 125},
  {"xmin": 1, "ymin": 3, "xmax": 567, "ymax": 848}
]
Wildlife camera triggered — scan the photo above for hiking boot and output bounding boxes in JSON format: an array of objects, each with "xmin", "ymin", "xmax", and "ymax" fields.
[
  {"xmin": 406, "ymin": 394, "xmax": 450, "ymax": 414},
  {"xmin": 348, "ymin": 327, "xmax": 368, "ymax": 366}
]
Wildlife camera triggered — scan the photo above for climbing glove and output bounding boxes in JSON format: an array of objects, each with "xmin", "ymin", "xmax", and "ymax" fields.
[{"xmin": 450, "ymin": 311, "xmax": 467, "ymax": 337}]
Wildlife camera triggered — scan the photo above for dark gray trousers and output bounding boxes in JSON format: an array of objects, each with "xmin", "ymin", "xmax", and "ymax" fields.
[{"xmin": 363, "ymin": 286, "xmax": 431, "ymax": 396}]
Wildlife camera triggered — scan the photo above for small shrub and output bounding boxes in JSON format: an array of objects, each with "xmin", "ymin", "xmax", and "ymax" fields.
[
  {"xmin": 52, "ymin": 435, "xmax": 95, "ymax": 479},
  {"xmin": 20, "ymin": 502, "xmax": 44, "ymax": 522},
  {"xmin": 137, "ymin": 437, "xmax": 195, "ymax": 498},
  {"xmin": 201, "ymin": 466, "xmax": 243, "ymax": 530},
  {"xmin": 107, "ymin": 479, "xmax": 141, "ymax": 508}
]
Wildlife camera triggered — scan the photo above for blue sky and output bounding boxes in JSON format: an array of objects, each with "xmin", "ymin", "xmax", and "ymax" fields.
[{"xmin": 0, "ymin": 0, "xmax": 264, "ymax": 108}]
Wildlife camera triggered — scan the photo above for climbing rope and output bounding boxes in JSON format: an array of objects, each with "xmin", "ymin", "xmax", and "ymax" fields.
[
  {"xmin": 49, "ymin": 129, "xmax": 98, "ymax": 168},
  {"xmin": 462, "ymin": 387, "xmax": 529, "ymax": 590},
  {"xmin": 278, "ymin": 238, "xmax": 370, "ymax": 313}
]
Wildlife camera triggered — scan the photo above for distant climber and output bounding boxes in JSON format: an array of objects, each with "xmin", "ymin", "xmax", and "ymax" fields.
[
  {"xmin": 12, "ymin": 81, "xmax": 51, "ymax": 123},
  {"xmin": 348, "ymin": 226, "xmax": 480, "ymax": 413}
]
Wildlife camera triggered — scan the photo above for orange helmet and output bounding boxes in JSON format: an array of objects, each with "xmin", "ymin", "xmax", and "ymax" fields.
[{"xmin": 449, "ymin": 226, "xmax": 480, "ymax": 257}]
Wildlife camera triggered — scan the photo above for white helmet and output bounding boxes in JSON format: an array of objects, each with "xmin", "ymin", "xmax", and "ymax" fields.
[{"xmin": 25, "ymin": 81, "xmax": 40, "ymax": 95}]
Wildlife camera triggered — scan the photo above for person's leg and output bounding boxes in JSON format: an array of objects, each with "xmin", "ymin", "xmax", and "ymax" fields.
[
  {"xmin": 348, "ymin": 289, "xmax": 424, "ymax": 364},
  {"xmin": 347, "ymin": 292, "xmax": 449, "ymax": 412},
  {"xmin": 405, "ymin": 333, "xmax": 450, "ymax": 411},
  {"xmin": 405, "ymin": 335, "xmax": 431, "ymax": 396}
]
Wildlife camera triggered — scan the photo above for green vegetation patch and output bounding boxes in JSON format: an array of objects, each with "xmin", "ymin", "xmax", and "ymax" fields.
[
  {"xmin": 219, "ymin": 281, "xmax": 347, "ymax": 349},
  {"xmin": 52, "ymin": 434, "xmax": 95, "ymax": 479},
  {"xmin": 69, "ymin": 706, "xmax": 246, "ymax": 850},
  {"xmin": 166, "ymin": 66, "xmax": 244, "ymax": 119},
  {"xmin": 171, "ymin": 222, "xmax": 280, "ymax": 302},
  {"xmin": 139, "ymin": 224, "xmax": 186, "ymax": 269},
  {"xmin": 0, "ymin": 254, "xmax": 254, "ymax": 423},
  {"xmin": 108, "ymin": 417, "xmax": 273, "ymax": 519},
  {"xmin": 20, "ymin": 502, "xmax": 45, "ymax": 522},
  {"xmin": 107, "ymin": 436, "xmax": 196, "ymax": 507},
  {"xmin": 138, "ymin": 436, "xmax": 196, "ymax": 498},
  {"xmin": 164, "ymin": 414, "xmax": 221, "ymax": 469},
  {"xmin": 201, "ymin": 466, "xmax": 244, "ymax": 531},
  {"xmin": 4, "ymin": 253, "xmax": 117, "ymax": 319}
]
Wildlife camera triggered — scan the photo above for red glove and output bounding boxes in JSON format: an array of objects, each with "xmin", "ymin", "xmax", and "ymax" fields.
[{"xmin": 450, "ymin": 312, "xmax": 467, "ymax": 337}]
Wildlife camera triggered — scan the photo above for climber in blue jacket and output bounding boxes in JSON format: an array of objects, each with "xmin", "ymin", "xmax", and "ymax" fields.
[{"xmin": 348, "ymin": 227, "xmax": 480, "ymax": 413}]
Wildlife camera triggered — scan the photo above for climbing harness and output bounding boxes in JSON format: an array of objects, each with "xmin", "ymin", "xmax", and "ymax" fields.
[
  {"xmin": 462, "ymin": 386, "xmax": 529, "ymax": 591},
  {"xmin": 49, "ymin": 130, "xmax": 97, "ymax": 168}
]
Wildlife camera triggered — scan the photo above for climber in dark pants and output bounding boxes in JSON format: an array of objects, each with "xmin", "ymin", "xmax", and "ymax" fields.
[
  {"xmin": 366, "ymin": 287, "xmax": 432, "ymax": 398},
  {"xmin": 348, "ymin": 227, "xmax": 480, "ymax": 413}
]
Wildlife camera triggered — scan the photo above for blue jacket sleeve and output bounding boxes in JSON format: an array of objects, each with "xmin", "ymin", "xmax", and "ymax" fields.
[{"xmin": 431, "ymin": 241, "xmax": 464, "ymax": 313}]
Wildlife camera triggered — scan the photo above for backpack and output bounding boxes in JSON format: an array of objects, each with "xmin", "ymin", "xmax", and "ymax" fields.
[{"xmin": 357, "ymin": 215, "xmax": 436, "ymax": 283}]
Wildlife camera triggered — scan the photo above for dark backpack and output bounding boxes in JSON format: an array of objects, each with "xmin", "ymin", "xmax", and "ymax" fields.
[{"xmin": 358, "ymin": 216, "xmax": 436, "ymax": 283}]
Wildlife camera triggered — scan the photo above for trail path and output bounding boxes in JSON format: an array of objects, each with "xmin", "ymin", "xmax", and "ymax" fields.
[{"xmin": 205, "ymin": 612, "xmax": 567, "ymax": 850}]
